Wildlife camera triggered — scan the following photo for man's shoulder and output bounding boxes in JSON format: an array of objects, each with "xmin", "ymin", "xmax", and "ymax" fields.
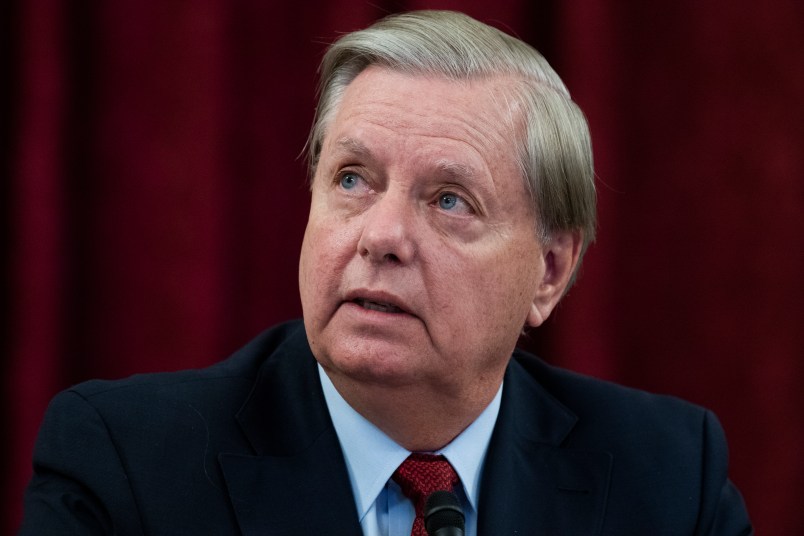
[
  {"xmin": 69, "ymin": 319, "xmax": 306, "ymax": 399},
  {"xmin": 508, "ymin": 349, "xmax": 751, "ymax": 533},
  {"xmin": 511, "ymin": 349, "xmax": 712, "ymax": 444},
  {"xmin": 24, "ymin": 320, "xmax": 312, "ymax": 534}
]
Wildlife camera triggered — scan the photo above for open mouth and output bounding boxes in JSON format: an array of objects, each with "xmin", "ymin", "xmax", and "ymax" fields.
[{"xmin": 353, "ymin": 298, "xmax": 404, "ymax": 314}]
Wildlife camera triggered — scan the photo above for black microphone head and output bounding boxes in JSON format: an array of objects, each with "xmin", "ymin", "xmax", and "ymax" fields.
[{"xmin": 424, "ymin": 490, "xmax": 465, "ymax": 535}]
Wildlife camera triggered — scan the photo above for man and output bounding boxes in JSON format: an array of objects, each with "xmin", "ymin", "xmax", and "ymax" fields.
[{"xmin": 21, "ymin": 10, "xmax": 752, "ymax": 535}]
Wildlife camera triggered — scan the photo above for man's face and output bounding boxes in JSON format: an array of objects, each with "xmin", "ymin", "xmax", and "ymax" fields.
[{"xmin": 299, "ymin": 66, "xmax": 548, "ymax": 397}]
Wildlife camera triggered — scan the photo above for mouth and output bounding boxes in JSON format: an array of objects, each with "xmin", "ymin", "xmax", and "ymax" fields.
[
  {"xmin": 352, "ymin": 298, "xmax": 405, "ymax": 314},
  {"xmin": 343, "ymin": 289, "xmax": 414, "ymax": 317}
]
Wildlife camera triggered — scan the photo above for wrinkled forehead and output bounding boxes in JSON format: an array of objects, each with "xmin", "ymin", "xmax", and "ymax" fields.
[
  {"xmin": 323, "ymin": 69, "xmax": 514, "ymax": 158},
  {"xmin": 350, "ymin": 65, "xmax": 522, "ymax": 115},
  {"xmin": 321, "ymin": 66, "xmax": 527, "ymax": 162}
]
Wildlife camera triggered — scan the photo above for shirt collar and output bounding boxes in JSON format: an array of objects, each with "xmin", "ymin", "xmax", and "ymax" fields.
[
  {"xmin": 437, "ymin": 382, "xmax": 502, "ymax": 512},
  {"xmin": 318, "ymin": 364, "xmax": 502, "ymax": 520}
]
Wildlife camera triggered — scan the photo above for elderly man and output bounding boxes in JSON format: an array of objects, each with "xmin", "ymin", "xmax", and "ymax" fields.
[{"xmin": 21, "ymin": 10, "xmax": 751, "ymax": 536}]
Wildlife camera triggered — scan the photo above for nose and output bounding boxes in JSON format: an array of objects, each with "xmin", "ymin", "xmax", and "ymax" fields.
[{"xmin": 356, "ymin": 191, "xmax": 416, "ymax": 265}]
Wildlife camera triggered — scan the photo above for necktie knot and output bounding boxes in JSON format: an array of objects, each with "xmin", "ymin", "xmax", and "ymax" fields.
[{"xmin": 393, "ymin": 453, "xmax": 459, "ymax": 536}]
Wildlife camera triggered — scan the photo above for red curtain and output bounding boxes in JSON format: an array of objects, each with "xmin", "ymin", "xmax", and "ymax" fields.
[{"xmin": 3, "ymin": 1, "xmax": 802, "ymax": 533}]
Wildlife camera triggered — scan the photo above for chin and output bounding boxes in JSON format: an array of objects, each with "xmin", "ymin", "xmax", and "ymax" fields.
[{"xmin": 318, "ymin": 341, "xmax": 427, "ymax": 388}]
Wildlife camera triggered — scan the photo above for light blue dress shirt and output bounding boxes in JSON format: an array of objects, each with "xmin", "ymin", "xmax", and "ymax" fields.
[{"xmin": 318, "ymin": 365, "xmax": 502, "ymax": 536}]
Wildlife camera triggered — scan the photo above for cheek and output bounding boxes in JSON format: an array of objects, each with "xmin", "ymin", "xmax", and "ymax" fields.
[
  {"xmin": 422, "ymin": 253, "xmax": 497, "ymax": 346},
  {"xmin": 437, "ymin": 241, "xmax": 540, "ymax": 333},
  {"xmin": 299, "ymin": 218, "xmax": 357, "ymax": 306},
  {"xmin": 299, "ymin": 221, "xmax": 331, "ymax": 309}
]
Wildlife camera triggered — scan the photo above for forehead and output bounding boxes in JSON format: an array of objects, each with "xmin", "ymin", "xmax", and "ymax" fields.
[{"xmin": 322, "ymin": 66, "xmax": 524, "ymax": 178}]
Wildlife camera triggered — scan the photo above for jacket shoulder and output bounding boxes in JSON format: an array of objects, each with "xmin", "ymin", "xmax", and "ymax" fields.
[
  {"xmin": 510, "ymin": 349, "xmax": 752, "ymax": 534},
  {"xmin": 512, "ymin": 349, "xmax": 708, "ymax": 439},
  {"xmin": 69, "ymin": 319, "xmax": 306, "ymax": 401},
  {"xmin": 21, "ymin": 320, "xmax": 309, "ymax": 535}
]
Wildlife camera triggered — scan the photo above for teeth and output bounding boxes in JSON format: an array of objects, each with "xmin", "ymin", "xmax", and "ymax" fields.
[{"xmin": 357, "ymin": 299, "xmax": 402, "ymax": 313}]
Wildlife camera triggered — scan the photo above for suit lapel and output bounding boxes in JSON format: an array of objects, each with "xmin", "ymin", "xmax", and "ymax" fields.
[
  {"xmin": 478, "ymin": 356, "xmax": 612, "ymax": 535},
  {"xmin": 218, "ymin": 431, "xmax": 361, "ymax": 535},
  {"xmin": 219, "ymin": 325, "xmax": 362, "ymax": 535}
]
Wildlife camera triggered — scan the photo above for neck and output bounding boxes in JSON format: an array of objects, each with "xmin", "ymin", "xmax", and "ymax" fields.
[{"xmin": 325, "ymin": 369, "xmax": 504, "ymax": 451}]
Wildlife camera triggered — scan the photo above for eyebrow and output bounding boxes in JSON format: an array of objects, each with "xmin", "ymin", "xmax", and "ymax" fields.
[
  {"xmin": 336, "ymin": 137, "xmax": 475, "ymax": 175},
  {"xmin": 433, "ymin": 159, "xmax": 476, "ymax": 183},
  {"xmin": 334, "ymin": 137, "xmax": 373, "ymax": 159}
]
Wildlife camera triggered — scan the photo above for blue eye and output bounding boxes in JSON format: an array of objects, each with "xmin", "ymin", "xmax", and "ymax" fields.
[
  {"xmin": 340, "ymin": 173, "xmax": 359, "ymax": 189},
  {"xmin": 438, "ymin": 193, "xmax": 459, "ymax": 210}
]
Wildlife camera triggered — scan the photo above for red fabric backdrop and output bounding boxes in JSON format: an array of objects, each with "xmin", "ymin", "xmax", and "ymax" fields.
[{"xmin": 3, "ymin": 1, "xmax": 802, "ymax": 533}]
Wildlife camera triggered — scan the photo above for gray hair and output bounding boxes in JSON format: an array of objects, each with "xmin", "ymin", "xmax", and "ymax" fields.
[{"xmin": 306, "ymin": 10, "xmax": 596, "ymax": 274}]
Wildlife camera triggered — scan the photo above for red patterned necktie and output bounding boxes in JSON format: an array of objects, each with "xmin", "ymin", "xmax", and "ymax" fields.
[{"xmin": 392, "ymin": 453, "xmax": 460, "ymax": 536}]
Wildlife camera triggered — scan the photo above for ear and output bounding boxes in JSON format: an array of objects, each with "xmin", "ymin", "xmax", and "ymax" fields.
[{"xmin": 525, "ymin": 229, "xmax": 583, "ymax": 327}]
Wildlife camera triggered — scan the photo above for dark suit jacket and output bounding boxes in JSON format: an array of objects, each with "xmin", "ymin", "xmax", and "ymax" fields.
[{"xmin": 20, "ymin": 320, "xmax": 752, "ymax": 535}]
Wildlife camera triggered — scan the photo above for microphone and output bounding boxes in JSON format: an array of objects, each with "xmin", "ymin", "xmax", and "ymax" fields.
[{"xmin": 424, "ymin": 490, "xmax": 465, "ymax": 536}]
